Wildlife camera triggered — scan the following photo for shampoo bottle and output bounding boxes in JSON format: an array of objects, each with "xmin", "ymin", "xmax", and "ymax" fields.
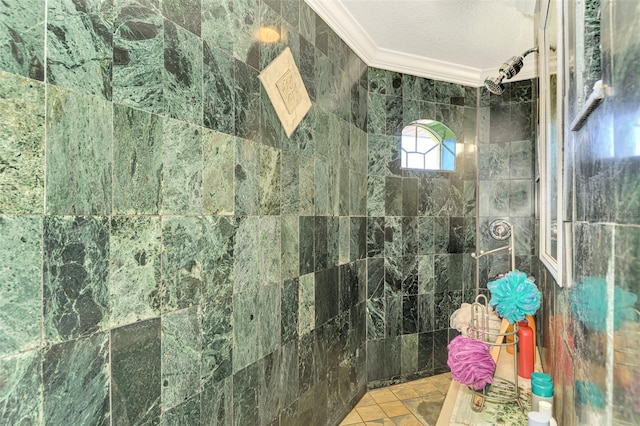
[{"xmin": 517, "ymin": 320, "xmax": 534, "ymax": 379}]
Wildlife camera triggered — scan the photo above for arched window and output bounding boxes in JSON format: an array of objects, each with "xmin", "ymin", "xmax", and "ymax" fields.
[{"xmin": 400, "ymin": 119, "xmax": 456, "ymax": 171}]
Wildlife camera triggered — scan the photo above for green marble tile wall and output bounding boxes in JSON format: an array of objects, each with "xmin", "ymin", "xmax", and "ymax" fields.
[
  {"xmin": 534, "ymin": 1, "xmax": 640, "ymax": 425},
  {"xmin": 364, "ymin": 68, "xmax": 479, "ymax": 388},
  {"xmin": 0, "ymin": 0, "xmax": 370, "ymax": 424}
]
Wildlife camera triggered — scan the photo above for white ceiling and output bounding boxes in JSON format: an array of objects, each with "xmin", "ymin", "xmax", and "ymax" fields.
[{"xmin": 304, "ymin": 0, "xmax": 539, "ymax": 87}]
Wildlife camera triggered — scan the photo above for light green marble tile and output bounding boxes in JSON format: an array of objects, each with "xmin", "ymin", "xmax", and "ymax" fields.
[
  {"xmin": 113, "ymin": 0, "xmax": 164, "ymax": 113},
  {"xmin": 0, "ymin": 350, "xmax": 42, "ymax": 425},
  {"xmin": 258, "ymin": 216, "xmax": 281, "ymax": 288},
  {"xmin": 339, "ymin": 216, "xmax": 350, "ymax": 265},
  {"xmin": 233, "ymin": 216, "xmax": 259, "ymax": 294},
  {"xmin": 161, "ymin": 306, "xmax": 202, "ymax": 411},
  {"xmin": 0, "ymin": 0, "xmax": 45, "ymax": 79},
  {"xmin": 259, "ymin": 144, "xmax": 281, "ymax": 215},
  {"xmin": 109, "ymin": 216, "xmax": 161, "ymax": 328},
  {"xmin": 298, "ymin": 154, "xmax": 315, "ymax": 215},
  {"xmin": 298, "ymin": 273, "xmax": 314, "ymax": 336},
  {"xmin": 233, "ymin": 290, "xmax": 259, "ymax": 372},
  {"xmin": 43, "ymin": 332, "xmax": 110, "ymax": 425},
  {"xmin": 234, "ymin": 138, "xmax": 259, "ymax": 215},
  {"xmin": 0, "ymin": 71, "xmax": 45, "ymax": 214},
  {"xmin": 162, "ymin": 117, "xmax": 202, "ymax": 215},
  {"xmin": 201, "ymin": 216, "xmax": 236, "ymax": 302},
  {"xmin": 281, "ymin": 215, "xmax": 299, "ymax": 280},
  {"xmin": 201, "ymin": 0, "xmax": 234, "ymax": 54},
  {"xmin": 202, "ymin": 127, "xmax": 234, "ymax": 216},
  {"xmin": 0, "ymin": 216, "xmax": 42, "ymax": 356},
  {"xmin": 113, "ymin": 104, "xmax": 163, "ymax": 214},
  {"xmin": 258, "ymin": 283, "xmax": 281, "ymax": 359},
  {"xmin": 47, "ymin": 0, "xmax": 113, "ymax": 99},
  {"xmin": 45, "ymin": 86, "xmax": 112, "ymax": 215},
  {"xmin": 201, "ymin": 298, "xmax": 232, "ymax": 387}
]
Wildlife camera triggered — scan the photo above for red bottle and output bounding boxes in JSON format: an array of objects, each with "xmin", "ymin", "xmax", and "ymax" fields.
[{"xmin": 517, "ymin": 320, "xmax": 534, "ymax": 379}]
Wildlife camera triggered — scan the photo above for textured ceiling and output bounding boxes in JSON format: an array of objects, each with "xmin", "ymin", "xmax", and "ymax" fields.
[{"xmin": 305, "ymin": 0, "xmax": 538, "ymax": 87}]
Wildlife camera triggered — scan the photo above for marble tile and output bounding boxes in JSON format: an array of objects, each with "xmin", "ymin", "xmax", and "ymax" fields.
[
  {"xmin": 350, "ymin": 217, "xmax": 367, "ymax": 262},
  {"xmin": 368, "ymin": 134, "xmax": 399, "ymax": 177},
  {"xmin": 113, "ymin": 0, "xmax": 164, "ymax": 113},
  {"xmin": 509, "ymin": 179, "xmax": 534, "ymax": 217},
  {"xmin": 201, "ymin": 216, "xmax": 236, "ymax": 302},
  {"xmin": 281, "ymin": 215, "xmax": 300, "ymax": 280},
  {"xmin": 367, "ymin": 217, "xmax": 385, "ymax": 258},
  {"xmin": 385, "ymin": 294, "xmax": 402, "ymax": 337},
  {"xmin": 282, "ymin": 278, "xmax": 299, "ymax": 343},
  {"xmin": 339, "ymin": 216, "xmax": 351, "ymax": 265},
  {"xmin": 233, "ymin": 216, "xmax": 259, "ymax": 294},
  {"xmin": 233, "ymin": 290, "xmax": 259, "ymax": 372},
  {"xmin": 109, "ymin": 216, "xmax": 161, "ymax": 327},
  {"xmin": 0, "ymin": 216, "xmax": 42, "ymax": 356},
  {"xmin": 202, "ymin": 376, "xmax": 233, "ymax": 426},
  {"xmin": 45, "ymin": 86, "xmax": 112, "ymax": 215},
  {"xmin": 43, "ymin": 216, "xmax": 109, "ymax": 343},
  {"xmin": 43, "ymin": 332, "xmax": 110, "ymax": 425},
  {"xmin": 478, "ymin": 180, "xmax": 510, "ymax": 217},
  {"xmin": 327, "ymin": 216, "xmax": 340, "ymax": 268},
  {"xmin": 314, "ymin": 159, "xmax": 329, "ymax": 215},
  {"xmin": 314, "ymin": 216, "xmax": 328, "ymax": 271},
  {"xmin": 233, "ymin": 360, "xmax": 260, "ymax": 426},
  {"xmin": 259, "ymin": 283, "xmax": 282, "ymax": 357},
  {"xmin": 202, "ymin": 297, "xmax": 233, "ymax": 387},
  {"xmin": 0, "ymin": 0, "xmax": 44, "ymax": 79},
  {"xmin": 163, "ymin": 0, "xmax": 200, "ymax": 36},
  {"xmin": 234, "ymin": 137, "xmax": 260, "ymax": 215},
  {"xmin": 202, "ymin": 129, "xmax": 235, "ymax": 215},
  {"xmin": 367, "ymin": 257, "xmax": 384, "ymax": 299},
  {"xmin": 418, "ymin": 217, "xmax": 434, "ymax": 255},
  {"xmin": 418, "ymin": 255, "xmax": 435, "ymax": 295},
  {"xmin": 385, "ymin": 256, "xmax": 402, "ymax": 295},
  {"xmin": 163, "ymin": 19, "xmax": 202, "ymax": 125},
  {"xmin": 0, "ymin": 71, "xmax": 45, "ymax": 214},
  {"xmin": 299, "ymin": 216, "xmax": 315, "ymax": 275},
  {"xmin": 315, "ymin": 267, "xmax": 338, "ymax": 326},
  {"xmin": 162, "ymin": 306, "xmax": 202, "ymax": 410},
  {"xmin": 366, "ymin": 337, "xmax": 401, "ymax": 382},
  {"xmin": 162, "ymin": 394, "xmax": 200, "ymax": 425},
  {"xmin": 203, "ymin": 43, "xmax": 235, "ymax": 134},
  {"xmin": 234, "ymin": 56, "xmax": 261, "ymax": 144},
  {"xmin": 258, "ymin": 348, "xmax": 282, "ymax": 425},
  {"xmin": 281, "ymin": 151, "xmax": 300, "ymax": 215},
  {"xmin": 402, "ymin": 178, "xmax": 419, "ymax": 217},
  {"xmin": 161, "ymin": 217, "xmax": 203, "ymax": 311},
  {"xmin": 47, "ymin": 0, "xmax": 113, "ymax": 99},
  {"xmin": 402, "ymin": 217, "xmax": 418, "ymax": 256},
  {"xmin": 384, "ymin": 216, "xmax": 402, "ymax": 259},
  {"xmin": 232, "ymin": 0, "xmax": 260, "ymax": 69},
  {"xmin": 201, "ymin": 0, "xmax": 233, "ymax": 54},
  {"xmin": 298, "ymin": 273, "xmax": 315, "ymax": 336},
  {"xmin": 0, "ymin": 350, "xmax": 42, "ymax": 425},
  {"xmin": 402, "ymin": 256, "xmax": 419, "ymax": 296},
  {"xmin": 386, "ymin": 95, "xmax": 403, "ymax": 136},
  {"xmin": 299, "ymin": 155, "xmax": 315, "ymax": 215},
  {"xmin": 368, "ymin": 93, "xmax": 386, "ymax": 136},
  {"xmin": 417, "ymin": 332, "xmax": 434, "ymax": 372},
  {"xmin": 418, "ymin": 293, "xmax": 434, "ymax": 333},
  {"xmin": 162, "ymin": 117, "xmax": 202, "ymax": 214},
  {"xmin": 111, "ymin": 318, "xmax": 161, "ymax": 425},
  {"xmin": 299, "ymin": 0, "xmax": 316, "ymax": 44},
  {"xmin": 113, "ymin": 104, "xmax": 163, "ymax": 214},
  {"xmin": 368, "ymin": 175, "xmax": 386, "ymax": 217},
  {"xmin": 259, "ymin": 145, "xmax": 281, "ymax": 215},
  {"xmin": 400, "ymin": 333, "xmax": 419, "ymax": 375}
]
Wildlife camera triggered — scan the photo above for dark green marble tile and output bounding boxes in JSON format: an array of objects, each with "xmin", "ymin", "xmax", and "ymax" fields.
[
  {"xmin": 298, "ymin": 273, "xmax": 315, "ymax": 336},
  {"xmin": 43, "ymin": 216, "xmax": 109, "ymax": 343},
  {"xmin": 259, "ymin": 145, "xmax": 281, "ymax": 215},
  {"xmin": 162, "ymin": 117, "xmax": 202, "ymax": 215},
  {"xmin": 367, "ymin": 175, "xmax": 385, "ymax": 216},
  {"xmin": 0, "ymin": 0, "xmax": 44, "ymax": 79},
  {"xmin": 0, "ymin": 71, "xmax": 44, "ymax": 214},
  {"xmin": 202, "ymin": 297, "xmax": 232, "ymax": 387},
  {"xmin": 258, "ymin": 350, "xmax": 282, "ymax": 425},
  {"xmin": 113, "ymin": 104, "xmax": 163, "ymax": 214},
  {"xmin": 47, "ymin": 0, "xmax": 113, "ymax": 99},
  {"xmin": 366, "ymin": 297, "xmax": 384, "ymax": 340},
  {"xmin": 43, "ymin": 332, "xmax": 110, "ymax": 425},
  {"xmin": 235, "ymin": 138, "xmax": 260, "ymax": 215},
  {"xmin": 280, "ymin": 339, "xmax": 299, "ymax": 408},
  {"xmin": 0, "ymin": 216, "xmax": 42, "ymax": 356},
  {"xmin": 281, "ymin": 215, "xmax": 299, "ymax": 280},
  {"xmin": 111, "ymin": 318, "xmax": 161, "ymax": 425},
  {"xmin": 113, "ymin": 0, "xmax": 164, "ymax": 113},
  {"xmin": 0, "ymin": 350, "xmax": 42, "ymax": 425},
  {"xmin": 233, "ymin": 216, "xmax": 259, "ymax": 294},
  {"xmin": 110, "ymin": 216, "xmax": 161, "ymax": 327},
  {"xmin": 203, "ymin": 129, "xmax": 234, "ymax": 215},
  {"xmin": 282, "ymin": 278, "xmax": 299, "ymax": 343},
  {"xmin": 163, "ymin": 0, "xmax": 200, "ymax": 36},
  {"xmin": 234, "ymin": 59, "xmax": 261, "ymax": 142},
  {"xmin": 259, "ymin": 284, "xmax": 281, "ymax": 357},
  {"xmin": 162, "ymin": 306, "xmax": 202, "ymax": 410},
  {"xmin": 314, "ymin": 159, "xmax": 328, "ymax": 215},
  {"xmin": 162, "ymin": 394, "xmax": 200, "ymax": 425},
  {"xmin": 203, "ymin": 43, "xmax": 235, "ymax": 134},
  {"xmin": 163, "ymin": 19, "xmax": 202, "ymax": 125},
  {"xmin": 201, "ymin": 216, "xmax": 236, "ymax": 302},
  {"xmin": 45, "ymin": 86, "xmax": 112, "ymax": 215},
  {"xmin": 161, "ymin": 216, "xmax": 205, "ymax": 311},
  {"xmin": 281, "ymin": 151, "xmax": 300, "ymax": 215},
  {"xmin": 298, "ymin": 155, "xmax": 315, "ymax": 215},
  {"xmin": 385, "ymin": 177, "xmax": 402, "ymax": 216},
  {"xmin": 350, "ymin": 217, "xmax": 366, "ymax": 261},
  {"xmin": 327, "ymin": 216, "xmax": 340, "ymax": 268},
  {"xmin": 201, "ymin": 0, "xmax": 233, "ymax": 54},
  {"xmin": 233, "ymin": 290, "xmax": 259, "ymax": 372},
  {"xmin": 233, "ymin": 361, "xmax": 260, "ymax": 426},
  {"xmin": 258, "ymin": 217, "xmax": 281, "ymax": 287},
  {"xmin": 368, "ymin": 134, "xmax": 399, "ymax": 177},
  {"xmin": 367, "ymin": 93, "xmax": 386, "ymax": 135},
  {"xmin": 350, "ymin": 126, "xmax": 368, "ymax": 174},
  {"xmin": 202, "ymin": 376, "xmax": 233, "ymax": 426}
]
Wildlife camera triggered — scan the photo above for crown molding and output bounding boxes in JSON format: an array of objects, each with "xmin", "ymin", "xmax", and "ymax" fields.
[{"xmin": 304, "ymin": 0, "xmax": 539, "ymax": 88}]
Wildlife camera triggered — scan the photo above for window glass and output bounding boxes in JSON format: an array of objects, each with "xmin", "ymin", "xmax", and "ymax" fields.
[{"xmin": 400, "ymin": 120, "xmax": 456, "ymax": 171}]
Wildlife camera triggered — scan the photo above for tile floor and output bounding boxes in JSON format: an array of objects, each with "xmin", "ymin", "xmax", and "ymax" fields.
[{"xmin": 340, "ymin": 373, "xmax": 452, "ymax": 426}]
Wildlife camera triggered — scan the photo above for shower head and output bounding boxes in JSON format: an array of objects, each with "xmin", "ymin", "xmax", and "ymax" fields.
[{"xmin": 484, "ymin": 47, "xmax": 538, "ymax": 95}]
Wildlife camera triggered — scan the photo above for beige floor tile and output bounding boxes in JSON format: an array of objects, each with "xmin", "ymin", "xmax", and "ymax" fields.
[
  {"xmin": 390, "ymin": 414, "xmax": 425, "ymax": 426},
  {"xmin": 390, "ymin": 386, "xmax": 420, "ymax": 400},
  {"xmin": 356, "ymin": 404, "xmax": 387, "ymax": 421},
  {"xmin": 369, "ymin": 388, "xmax": 399, "ymax": 404},
  {"xmin": 364, "ymin": 419, "xmax": 395, "ymax": 426},
  {"xmin": 340, "ymin": 410, "xmax": 365, "ymax": 425},
  {"xmin": 357, "ymin": 393, "xmax": 377, "ymax": 407},
  {"xmin": 379, "ymin": 401, "xmax": 412, "ymax": 417}
]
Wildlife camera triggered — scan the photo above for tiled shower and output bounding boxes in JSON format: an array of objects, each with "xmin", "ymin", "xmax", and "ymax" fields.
[{"xmin": 1, "ymin": 0, "xmax": 639, "ymax": 425}]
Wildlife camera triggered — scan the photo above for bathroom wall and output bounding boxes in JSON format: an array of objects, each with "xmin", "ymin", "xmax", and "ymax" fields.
[
  {"xmin": 477, "ymin": 80, "xmax": 538, "ymax": 285},
  {"xmin": 535, "ymin": 0, "xmax": 640, "ymax": 424},
  {"xmin": 364, "ymin": 68, "xmax": 479, "ymax": 387},
  {"xmin": 0, "ymin": 0, "xmax": 370, "ymax": 424}
]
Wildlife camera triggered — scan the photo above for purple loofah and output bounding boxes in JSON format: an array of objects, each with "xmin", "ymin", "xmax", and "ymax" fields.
[{"xmin": 447, "ymin": 335, "xmax": 496, "ymax": 390}]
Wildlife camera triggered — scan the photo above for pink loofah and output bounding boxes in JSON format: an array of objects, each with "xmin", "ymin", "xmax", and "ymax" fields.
[{"xmin": 447, "ymin": 335, "xmax": 496, "ymax": 390}]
